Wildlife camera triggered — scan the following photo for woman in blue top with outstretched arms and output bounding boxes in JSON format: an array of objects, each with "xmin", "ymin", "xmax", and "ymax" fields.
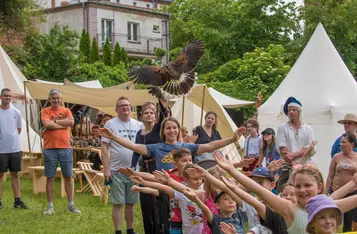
[{"xmin": 99, "ymin": 116, "xmax": 245, "ymax": 171}]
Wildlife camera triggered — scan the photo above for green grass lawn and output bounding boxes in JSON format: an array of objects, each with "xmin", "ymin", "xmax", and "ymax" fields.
[{"xmin": 0, "ymin": 178, "xmax": 144, "ymax": 234}]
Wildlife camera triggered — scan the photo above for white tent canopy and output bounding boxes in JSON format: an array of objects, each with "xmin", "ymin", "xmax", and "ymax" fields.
[
  {"xmin": 0, "ymin": 46, "xmax": 42, "ymax": 153},
  {"xmin": 258, "ymin": 23, "xmax": 357, "ymax": 178},
  {"xmin": 208, "ymin": 88, "xmax": 254, "ymax": 108},
  {"xmin": 35, "ymin": 79, "xmax": 103, "ymax": 88}
]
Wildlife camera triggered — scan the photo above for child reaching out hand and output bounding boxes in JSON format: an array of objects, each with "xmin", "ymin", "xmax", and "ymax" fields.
[{"xmin": 130, "ymin": 163, "xmax": 205, "ymax": 234}]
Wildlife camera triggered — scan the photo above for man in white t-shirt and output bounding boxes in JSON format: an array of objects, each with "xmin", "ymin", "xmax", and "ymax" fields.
[
  {"xmin": 101, "ymin": 96, "xmax": 143, "ymax": 234},
  {"xmin": 276, "ymin": 97, "xmax": 314, "ymax": 192},
  {"xmin": 0, "ymin": 88, "xmax": 28, "ymax": 209}
]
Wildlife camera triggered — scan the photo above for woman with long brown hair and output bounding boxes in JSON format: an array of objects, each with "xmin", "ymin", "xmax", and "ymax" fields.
[{"xmin": 191, "ymin": 111, "xmax": 222, "ymax": 169}]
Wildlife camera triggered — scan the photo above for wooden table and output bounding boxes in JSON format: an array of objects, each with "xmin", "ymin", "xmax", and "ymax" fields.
[
  {"xmin": 28, "ymin": 166, "xmax": 79, "ymax": 198},
  {"xmin": 72, "ymin": 147, "xmax": 92, "ymax": 167}
]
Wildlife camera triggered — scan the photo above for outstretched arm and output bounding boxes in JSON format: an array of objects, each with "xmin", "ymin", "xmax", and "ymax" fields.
[
  {"xmin": 334, "ymin": 194, "xmax": 357, "ymax": 213},
  {"xmin": 197, "ymin": 127, "xmax": 246, "ymax": 154},
  {"xmin": 213, "ymin": 152, "xmax": 296, "ymax": 228},
  {"xmin": 98, "ymin": 128, "xmax": 148, "ymax": 155},
  {"xmin": 154, "ymin": 170, "xmax": 205, "ymax": 201},
  {"xmin": 130, "ymin": 175, "xmax": 174, "ymax": 197},
  {"xmin": 118, "ymin": 167, "xmax": 157, "ymax": 182},
  {"xmin": 182, "ymin": 188, "xmax": 214, "ymax": 223},
  {"xmin": 221, "ymin": 176, "xmax": 266, "ymax": 219},
  {"xmin": 186, "ymin": 161, "xmax": 242, "ymax": 206},
  {"xmin": 131, "ymin": 185, "xmax": 159, "ymax": 196}
]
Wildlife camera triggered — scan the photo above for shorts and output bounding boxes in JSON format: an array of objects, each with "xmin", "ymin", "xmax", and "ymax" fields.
[
  {"xmin": 0, "ymin": 151, "xmax": 22, "ymax": 172},
  {"xmin": 110, "ymin": 170, "xmax": 139, "ymax": 205},
  {"xmin": 44, "ymin": 148, "xmax": 73, "ymax": 178}
]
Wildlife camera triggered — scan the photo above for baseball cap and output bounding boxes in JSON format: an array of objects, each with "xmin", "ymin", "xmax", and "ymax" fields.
[
  {"xmin": 214, "ymin": 191, "xmax": 227, "ymax": 203},
  {"xmin": 261, "ymin": 128, "xmax": 275, "ymax": 136},
  {"xmin": 248, "ymin": 167, "xmax": 274, "ymax": 182}
]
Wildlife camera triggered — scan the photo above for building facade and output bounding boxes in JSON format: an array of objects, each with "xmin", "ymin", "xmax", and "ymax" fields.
[{"xmin": 38, "ymin": 0, "xmax": 171, "ymax": 61}]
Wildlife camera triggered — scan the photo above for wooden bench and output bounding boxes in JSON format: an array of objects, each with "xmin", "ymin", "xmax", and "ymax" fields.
[{"xmin": 28, "ymin": 166, "xmax": 79, "ymax": 198}]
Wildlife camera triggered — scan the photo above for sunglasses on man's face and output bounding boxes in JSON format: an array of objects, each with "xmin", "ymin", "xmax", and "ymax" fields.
[{"xmin": 344, "ymin": 122, "xmax": 355, "ymax": 125}]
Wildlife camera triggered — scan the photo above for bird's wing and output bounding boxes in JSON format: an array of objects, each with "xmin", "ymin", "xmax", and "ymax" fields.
[
  {"xmin": 171, "ymin": 40, "xmax": 204, "ymax": 73},
  {"xmin": 162, "ymin": 71, "xmax": 196, "ymax": 96},
  {"xmin": 128, "ymin": 66, "xmax": 167, "ymax": 86}
]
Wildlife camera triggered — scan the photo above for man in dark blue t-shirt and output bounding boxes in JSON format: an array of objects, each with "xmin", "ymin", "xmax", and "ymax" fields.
[{"xmin": 331, "ymin": 113, "xmax": 357, "ymax": 158}]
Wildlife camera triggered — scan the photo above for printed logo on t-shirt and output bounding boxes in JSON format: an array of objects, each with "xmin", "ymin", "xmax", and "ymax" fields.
[
  {"xmin": 186, "ymin": 204, "xmax": 203, "ymax": 225},
  {"xmin": 162, "ymin": 152, "xmax": 174, "ymax": 164}
]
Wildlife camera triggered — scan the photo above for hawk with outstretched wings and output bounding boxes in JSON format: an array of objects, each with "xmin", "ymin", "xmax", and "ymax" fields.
[{"xmin": 129, "ymin": 40, "xmax": 204, "ymax": 96}]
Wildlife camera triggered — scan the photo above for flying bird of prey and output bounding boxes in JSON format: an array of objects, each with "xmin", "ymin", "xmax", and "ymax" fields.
[{"xmin": 129, "ymin": 40, "xmax": 204, "ymax": 96}]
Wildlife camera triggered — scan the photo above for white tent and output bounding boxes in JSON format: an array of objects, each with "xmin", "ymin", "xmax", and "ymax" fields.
[
  {"xmin": 36, "ymin": 79, "xmax": 103, "ymax": 88},
  {"xmin": 171, "ymin": 85, "xmax": 253, "ymax": 162},
  {"xmin": 0, "ymin": 46, "xmax": 42, "ymax": 153},
  {"xmin": 258, "ymin": 23, "xmax": 357, "ymax": 178},
  {"xmin": 208, "ymin": 88, "xmax": 254, "ymax": 108}
]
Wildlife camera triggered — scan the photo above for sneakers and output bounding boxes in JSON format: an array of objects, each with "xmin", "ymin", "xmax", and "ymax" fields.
[
  {"xmin": 68, "ymin": 204, "xmax": 81, "ymax": 214},
  {"xmin": 43, "ymin": 206, "xmax": 55, "ymax": 215},
  {"xmin": 14, "ymin": 200, "xmax": 29, "ymax": 209}
]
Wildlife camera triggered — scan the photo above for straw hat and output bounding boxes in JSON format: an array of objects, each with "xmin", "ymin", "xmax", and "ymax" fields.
[{"xmin": 337, "ymin": 113, "xmax": 357, "ymax": 124}]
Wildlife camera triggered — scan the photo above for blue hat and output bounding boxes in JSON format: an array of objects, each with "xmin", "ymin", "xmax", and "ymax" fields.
[
  {"xmin": 283, "ymin": 96, "xmax": 302, "ymax": 116},
  {"xmin": 214, "ymin": 191, "xmax": 227, "ymax": 203},
  {"xmin": 248, "ymin": 167, "xmax": 274, "ymax": 182}
]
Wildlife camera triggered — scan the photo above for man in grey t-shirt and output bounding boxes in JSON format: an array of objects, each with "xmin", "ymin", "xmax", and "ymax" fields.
[
  {"xmin": 101, "ymin": 96, "xmax": 143, "ymax": 234},
  {"xmin": 0, "ymin": 88, "xmax": 28, "ymax": 209}
]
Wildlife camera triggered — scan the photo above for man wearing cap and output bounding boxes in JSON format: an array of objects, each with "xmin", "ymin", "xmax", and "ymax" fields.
[
  {"xmin": 0, "ymin": 88, "xmax": 28, "ymax": 209},
  {"xmin": 331, "ymin": 113, "xmax": 357, "ymax": 158},
  {"xmin": 276, "ymin": 96, "xmax": 315, "ymax": 192},
  {"xmin": 41, "ymin": 89, "xmax": 80, "ymax": 215}
]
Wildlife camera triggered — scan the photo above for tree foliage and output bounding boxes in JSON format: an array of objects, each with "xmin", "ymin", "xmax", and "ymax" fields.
[
  {"xmin": 120, "ymin": 47, "xmax": 128, "ymax": 67},
  {"xmin": 201, "ymin": 44, "xmax": 291, "ymax": 118},
  {"xmin": 68, "ymin": 62, "xmax": 128, "ymax": 87},
  {"xmin": 168, "ymin": 0, "xmax": 302, "ymax": 72},
  {"xmin": 79, "ymin": 29, "xmax": 90, "ymax": 62},
  {"xmin": 89, "ymin": 37, "xmax": 100, "ymax": 64},
  {"xmin": 20, "ymin": 25, "xmax": 79, "ymax": 82},
  {"xmin": 113, "ymin": 42, "xmax": 122, "ymax": 66},
  {"xmin": 102, "ymin": 37, "xmax": 112, "ymax": 66},
  {"xmin": 300, "ymin": 0, "xmax": 357, "ymax": 76}
]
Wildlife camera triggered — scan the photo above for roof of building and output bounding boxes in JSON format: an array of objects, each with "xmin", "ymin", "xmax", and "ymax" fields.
[{"xmin": 46, "ymin": 1, "xmax": 170, "ymax": 17}]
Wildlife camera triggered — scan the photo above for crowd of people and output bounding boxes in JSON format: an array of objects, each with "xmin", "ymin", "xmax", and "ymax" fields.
[{"xmin": 1, "ymin": 86, "xmax": 357, "ymax": 234}]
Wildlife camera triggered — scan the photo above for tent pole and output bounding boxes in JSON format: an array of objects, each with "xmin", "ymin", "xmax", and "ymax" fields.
[
  {"xmin": 200, "ymin": 86, "xmax": 206, "ymax": 125},
  {"xmin": 37, "ymin": 100, "xmax": 43, "ymax": 154},
  {"xmin": 181, "ymin": 96, "xmax": 185, "ymax": 126},
  {"xmin": 23, "ymin": 81, "xmax": 32, "ymax": 158}
]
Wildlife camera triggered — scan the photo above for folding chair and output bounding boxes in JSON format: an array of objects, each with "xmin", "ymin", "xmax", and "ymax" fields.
[{"xmin": 76, "ymin": 162, "xmax": 104, "ymax": 196}]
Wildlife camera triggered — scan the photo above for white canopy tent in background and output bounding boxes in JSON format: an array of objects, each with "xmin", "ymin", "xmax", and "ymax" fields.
[
  {"xmin": 0, "ymin": 46, "xmax": 42, "ymax": 153},
  {"xmin": 258, "ymin": 23, "xmax": 357, "ymax": 178},
  {"xmin": 171, "ymin": 85, "xmax": 254, "ymax": 162},
  {"xmin": 35, "ymin": 79, "xmax": 103, "ymax": 89}
]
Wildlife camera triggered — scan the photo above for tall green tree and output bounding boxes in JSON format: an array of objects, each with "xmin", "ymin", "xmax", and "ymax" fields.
[
  {"xmin": 300, "ymin": 0, "xmax": 357, "ymax": 76},
  {"xmin": 21, "ymin": 24, "xmax": 79, "ymax": 82},
  {"xmin": 79, "ymin": 29, "xmax": 90, "ymax": 62},
  {"xmin": 168, "ymin": 0, "xmax": 302, "ymax": 72},
  {"xmin": 102, "ymin": 37, "xmax": 112, "ymax": 66},
  {"xmin": 113, "ymin": 42, "xmax": 122, "ymax": 66},
  {"xmin": 89, "ymin": 37, "xmax": 99, "ymax": 64},
  {"xmin": 201, "ymin": 44, "xmax": 291, "ymax": 118},
  {"xmin": 119, "ymin": 47, "xmax": 128, "ymax": 67}
]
